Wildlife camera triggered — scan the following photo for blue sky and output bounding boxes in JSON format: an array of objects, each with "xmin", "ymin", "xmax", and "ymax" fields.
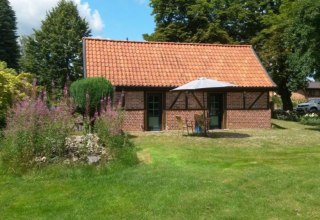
[
  {"xmin": 91, "ymin": 0, "xmax": 155, "ymax": 40},
  {"xmin": 9, "ymin": 0, "xmax": 155, "ymax": 41}
]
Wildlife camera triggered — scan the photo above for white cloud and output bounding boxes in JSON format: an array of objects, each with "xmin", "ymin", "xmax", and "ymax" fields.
[
  {"xmin": 73, "ymin": 0, "xmax": 104, "ymax": 33},
  {"xmin": 9, "ymin": 0, "xmax": 104, "ymax": 36}
]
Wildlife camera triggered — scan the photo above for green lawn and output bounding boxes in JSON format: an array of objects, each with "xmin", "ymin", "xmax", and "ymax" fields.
[{"xmin": 1, "ymin": 120, "xmax": 320, "ymax": 219}]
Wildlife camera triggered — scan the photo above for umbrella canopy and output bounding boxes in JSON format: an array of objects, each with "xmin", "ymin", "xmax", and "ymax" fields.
[{"xmin": 171, "ymin": 77, "xmax": 237, "ymax": 91}]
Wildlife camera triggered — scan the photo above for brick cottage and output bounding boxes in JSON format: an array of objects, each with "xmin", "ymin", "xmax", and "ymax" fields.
[{"xmin": 83, "ymin": 38, "xmax": 276, "ymax": 131}]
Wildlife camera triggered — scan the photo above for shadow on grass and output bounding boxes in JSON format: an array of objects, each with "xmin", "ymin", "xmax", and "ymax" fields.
[
  {"xmin": 305, "ymin": 127, "xmax": 320, "ymax": 132},
  {"xmin": 186, "ymin": 131, "xmax": 250, "ymax": 139},
  {"xmin": 127, "ymin": 134, "xmax": 139, "ymax": 139},
  {"xmin": 271, "ymin": 123, "xmax": 287, "ymax": 129}
]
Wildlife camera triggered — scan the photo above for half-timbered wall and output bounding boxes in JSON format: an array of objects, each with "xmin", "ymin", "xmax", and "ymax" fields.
[{"xmin": 115, "ymin": 90, "xmax": 271, "ymax": 131}]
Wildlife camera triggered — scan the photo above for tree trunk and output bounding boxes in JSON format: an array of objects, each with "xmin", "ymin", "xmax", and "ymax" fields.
[{"xmin": 279, "ymin": 88, "xmax": 293, "ymax": 111}]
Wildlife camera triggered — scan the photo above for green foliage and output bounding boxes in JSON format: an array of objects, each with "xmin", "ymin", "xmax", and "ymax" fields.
[
  {"xmin": 70, "ymin": 77, "xmax": 113, "ymax": 117},
  {"xmin": 253, "ymin": 7, "xmax": 294, "ymax": 110},
  {"xmin": 0, "ymin": 0, "xmax": 19, "ymax": 69},
  {"xmin": 254, "ymin": 0, "xmax": 320, "ymax": 110},
  {"xmin": 1, "ymin": 97, "xmax": 74, "ymax": 173},
  {"xmin": 272, "ymin": 95, "xmax": 282, "ymax": 108},
  {"xmin": 144, "ymin": 0, "xmax": 231, "ymax": 43},
  {"xmin": 144, "ymin": 0, "xmax": 281, "ymax": 43},
  {"xmin": 0, "ymin": 61, "xmax": 32, "ymax": 128},
  {"xmin": 95, "ymin": 109, "xmax": 138, "ymax": 167},
  {"xmin": 20, "ymin": 0, "xmax": 91, "ymax": 90},
  {"xmin": 1, "ymin": 120, "xmax": 320, "ymax": 219},
  {"xmin": 285, "ymin": 0, "xmax": 320, "ymax": 80},
  {"xmin": 271, "ymin": 109, "xmax": 300, "ymax": 122},
  {"xmin": 300, "ymin": 113, "xmax": 320, "ymax": 126}
]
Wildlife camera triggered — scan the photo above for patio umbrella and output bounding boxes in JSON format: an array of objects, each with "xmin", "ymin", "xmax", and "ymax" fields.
[
  {"xmin": 171, "ymin": 77, "xmax": 236, "ymax": 91},
  {"xmin": 171, "ymin": 77, "xmax": 237, "ymax": 134}
]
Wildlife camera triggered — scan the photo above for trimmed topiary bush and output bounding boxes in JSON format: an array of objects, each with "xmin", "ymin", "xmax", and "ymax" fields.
[{"xmin": 70, "ymin": 77, "xmax": 113, "ymax": 116}]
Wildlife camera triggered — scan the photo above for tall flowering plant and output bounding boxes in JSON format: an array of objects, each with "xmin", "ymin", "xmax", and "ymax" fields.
[
  {"xmin": 95, "ymin": 95, "xmax": 124, "ymax": 136},
  {"xmin": 1, "ymin": 84, "xmax": 74, "ymax": 172},
  {"xmin": 94, "ymin": 94, "xmax": 137, "ymax": 166}
]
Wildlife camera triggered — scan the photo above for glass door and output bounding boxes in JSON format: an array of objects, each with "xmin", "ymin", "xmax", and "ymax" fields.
[
  {"xmin": 207, "ymin": 93, "xmax": 223, "ymax": 129},
  {"xmin": 147, "ymin": 93, "xmax": 162, "ymax": 131}
]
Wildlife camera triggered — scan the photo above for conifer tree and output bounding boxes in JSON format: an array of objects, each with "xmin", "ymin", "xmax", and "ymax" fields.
[
  {"xmin": 20, "ymin": 0, "xmax": 91, "ymax": 90},
  {"xmin": 0, "ymin": 0, "xmax": 19, "ymax": 69}
]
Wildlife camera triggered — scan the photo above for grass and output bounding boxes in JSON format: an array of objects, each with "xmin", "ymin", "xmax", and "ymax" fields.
[{"xmin": 1, "ymin": 119, "xmax": 320, "ymax": 219}]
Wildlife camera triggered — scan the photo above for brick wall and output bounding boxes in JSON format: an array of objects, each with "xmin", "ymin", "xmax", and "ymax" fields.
[
  {"xmin": 124, "ymin": 91, "xmax": 144, "ymax": 109},
  {"xmin": 225, "ymin": 92, "xmax": 270, "ymax": 128},
  {"xmin": 227, "ymin": 92, "xmax": 244, "ymax": 109},
  {"xmin": 227, "ymin": 92, "xmax": 268, "ymax": 109},
  {"xmin": 114, "ymin": 91, "xmax": 145, "ymax": 131},
  {"xmin": 117, "ymin": 90, "xmax": 271, "ymax": 131},
  {"xmin": 165, "ymin": 110, "xmax": 204, "ymax": 130},
  {"xmin": 122, "ymin": 110, "xmax": 145, "ymax": 131},
  {"xmin": 226, "ymin": 109, "xmax": 271, "ymax": 129},
  {"xmin": 165, "ymin": 91, "xmax": 207, "ymax": 130}
]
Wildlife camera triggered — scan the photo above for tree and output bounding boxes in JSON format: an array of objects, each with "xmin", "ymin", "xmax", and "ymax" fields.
[
  {"xmin": 20, "ymin": 0, "xmax": 91, "ymax": 90},
  {"xmin": 254, "ymin": 0, "xmax": 320, "ymax": 110},
  {"xmin": 144, "ymin": 0, "xmax": 281, "ymax": 43},
  {"xmin": 0, "ymin": 61, "xmax": 32, "ymax": 128},
  {"xmin": 216, "ymin": 0, "xmax": 281, "ymax": 43},
  {"xmin": 0, "ymin": 0, "xmax": 19, "ymax": 69},
  {"xmin": 286, "ymin": 0, "xmax": 320, "ymax": 80},
  {"xmin": 70, "ymin": 77, "xmax": 113, "ymax": 117},
  {"xmin": 144, "ymin": 0, "xmax": 231, "ymax": 43},
  {"xmin": 253, "ymin": 11, "xmax": 295, "ymax": 111}
]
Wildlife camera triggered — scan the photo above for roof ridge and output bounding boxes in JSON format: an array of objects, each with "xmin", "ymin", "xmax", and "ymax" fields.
[{"xmin": 83, "ymin": 37, "xmax": 252, "ymax": 48}]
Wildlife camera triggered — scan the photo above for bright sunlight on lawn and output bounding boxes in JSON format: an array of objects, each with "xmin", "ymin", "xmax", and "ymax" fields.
[{"xmin": 1, "ymin": 119, "xmax": 320, "ymax": 219}]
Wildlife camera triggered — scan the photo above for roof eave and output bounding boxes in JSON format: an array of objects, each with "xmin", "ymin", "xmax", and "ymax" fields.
[{"xmin": 114, "ymin": 85, "xmax": 277, "ymax": 91}]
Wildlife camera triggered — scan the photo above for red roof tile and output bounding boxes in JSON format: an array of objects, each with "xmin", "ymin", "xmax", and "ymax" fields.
[{"xmin": 84, "ymin": 38, "xmax": 276, "ymax": 88}]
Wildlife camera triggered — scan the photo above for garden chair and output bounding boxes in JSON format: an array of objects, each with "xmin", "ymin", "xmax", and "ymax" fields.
[
  {"xmin": 194, "ymin": 114, "xmax": 209, "ymax": 135},
  {"xmin": 175, "ymin": 116, "xmax": 194, "ymax": 135}
]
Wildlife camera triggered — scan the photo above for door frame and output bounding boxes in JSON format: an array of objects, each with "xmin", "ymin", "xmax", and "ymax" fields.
[
  {"xmin": 207, "ymin": 92, "xmax": 225, "ymax": 129},
  {"xmin": 145, "ymin": 92, "xmax": 164, "ymax": 131}
]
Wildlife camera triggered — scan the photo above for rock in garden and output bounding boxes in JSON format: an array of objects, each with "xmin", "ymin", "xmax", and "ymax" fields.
[
  {"xmin": 65, "ymin": 134, "xmax": 110, "ymax": 164},
  {"xmin": 87, "ymin": 155, "xmax": 101, "ymax": 164}
]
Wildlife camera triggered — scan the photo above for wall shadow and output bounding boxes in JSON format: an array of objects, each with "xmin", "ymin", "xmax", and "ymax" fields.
[
  {"xmin": 187, "ymin": 131, "xmax": 250, "ymax": 139},
  {"xmin": 271, "ymin": 123, "xmax": 287, "ymax": 129}
]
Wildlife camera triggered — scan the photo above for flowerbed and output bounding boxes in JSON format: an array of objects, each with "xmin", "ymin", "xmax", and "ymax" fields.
[{"xmin": 300, "ymin": 113, "xmax": 320, "ymax": 126}]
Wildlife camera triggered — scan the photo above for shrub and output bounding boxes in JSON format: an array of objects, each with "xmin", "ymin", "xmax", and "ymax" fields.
[
  {"xmin": 70, "ymin": 77, "xmax": 113, "ymax": 117},
  {"xmin": 95, "ymin": 101, "xmax": 138, "ymax": 167},
  {"xmin": 272, "ymin": 109, "xmax": 300, "ymax": 121},
  {"xmin": 0, "ymin": 61, "xmax": 33, "ymax": 128},
  {"xmin": 1, "ymin": 97, "xmax": 74, "ymax": 173},
  {"xmin": 300, "ymin": 113, "xmax": 320, "ymax": 126},
  {"xmin": 272, "ymin": 95, "xmax": 282, "ymax": 109}
]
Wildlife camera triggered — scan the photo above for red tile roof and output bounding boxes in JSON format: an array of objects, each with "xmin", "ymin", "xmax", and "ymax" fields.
[{"xmin": 84, "ymin": 38, "xmax": 276, "ymax": 88}]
